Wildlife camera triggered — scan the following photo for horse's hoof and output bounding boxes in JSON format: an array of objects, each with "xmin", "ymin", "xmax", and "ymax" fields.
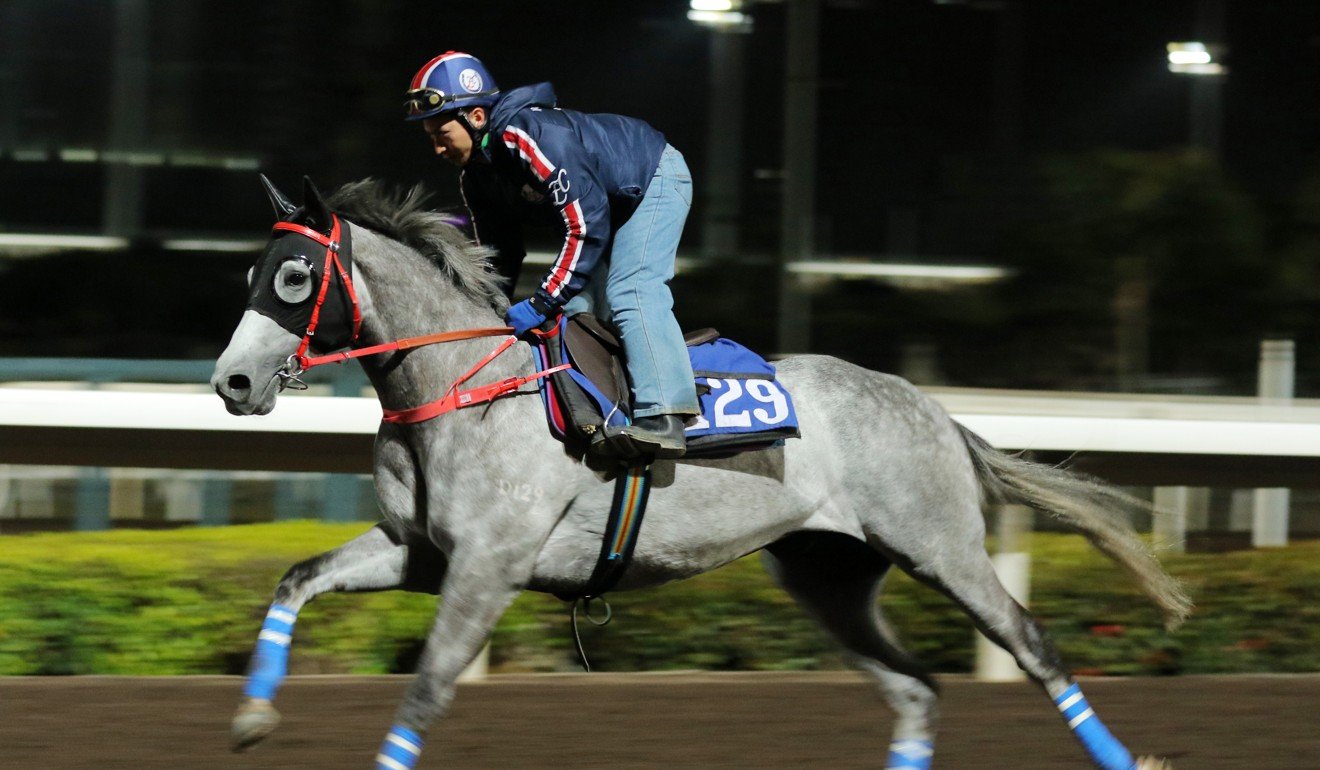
[
  {"xmin": 1136, "ymin": 757, "xmax": 1172, "ymax": 769},
  {"xmin": 231, "ymin": 698, "xmax": 281, "ymax": 752}
]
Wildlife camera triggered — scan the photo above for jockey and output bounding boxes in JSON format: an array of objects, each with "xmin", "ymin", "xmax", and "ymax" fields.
[{"xmin": 405, "ymin": 51, "xmax": 698, "ymax": 458}]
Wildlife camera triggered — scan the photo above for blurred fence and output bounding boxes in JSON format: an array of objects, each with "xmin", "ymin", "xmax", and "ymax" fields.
[
  {"xmin": 3, "ymin": 358, "xmax": 1320, "ymax": 544},
  {"xmin": 0, "ymin": 357, "xmax": 371, "ymax": 528},
  {"xmin": 0, "ymin": 466, "xmax": 377, "ymax": 532}
]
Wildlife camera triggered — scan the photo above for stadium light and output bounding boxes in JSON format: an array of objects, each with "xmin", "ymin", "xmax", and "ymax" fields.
[
  {"xmin": 688, "ymin": 0, "xmax": 751, "ymax": 31},
  {"xmin": 786, "ymin": 260, "xmax": 1009, "ymax": 289},
  {"xmin": 1167, "ymin": 42, "xmax": 1226, "ymax": 75},
  {"xmin": 3, "ymin": 147, "xmax": 263, "ymax": 170},
  {"xmin": 0, "ymin": 233, "xmax": 130, "ymax": 255},
  {"xmin": 161, "ymin": 238, "xmax": 265, "ymax": 253}
]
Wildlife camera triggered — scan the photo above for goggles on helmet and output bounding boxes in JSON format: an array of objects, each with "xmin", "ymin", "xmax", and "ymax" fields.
[{"xmin": 404, "ymin": 87, "xmax": 497, "ymax": 120}]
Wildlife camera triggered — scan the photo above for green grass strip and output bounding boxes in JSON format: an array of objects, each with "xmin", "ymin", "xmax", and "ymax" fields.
[{"xmin": 1, "ymin": 523, "xmax": 1317, "ymax": 675}]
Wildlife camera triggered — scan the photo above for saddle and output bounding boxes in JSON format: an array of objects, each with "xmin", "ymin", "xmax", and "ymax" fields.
[{"xmin": 532, "ymin": 313, "xmax": 801, "ymax": 461}]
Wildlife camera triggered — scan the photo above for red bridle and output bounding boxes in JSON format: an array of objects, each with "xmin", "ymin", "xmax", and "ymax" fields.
[
  {"xmin": 270, "ymin": 214, "xmax": 568, "ymax": 424},
  {"xmin": 271, "ymin": 215, "xmax": 362, "ymax": 379}
]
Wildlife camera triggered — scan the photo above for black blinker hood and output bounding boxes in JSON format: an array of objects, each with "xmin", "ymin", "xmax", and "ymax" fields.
[{"xmin": 245, "ymin": 177, "xmax": 356, "ymax": 353}]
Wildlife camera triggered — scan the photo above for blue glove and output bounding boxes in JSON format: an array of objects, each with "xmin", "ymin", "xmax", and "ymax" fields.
[{"xmin": 505, "ymin": 298, "xmax": 547, "ymax": 338}]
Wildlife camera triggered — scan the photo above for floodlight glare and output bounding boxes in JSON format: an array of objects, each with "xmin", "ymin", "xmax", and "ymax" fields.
[
  {"xmin": 58, "ymin": 148, "xmax": 98, "ymax": 163},
  {"xmin": 1171, "ymin": 62, "xmax": 1226, "ymax": 75},
  {"xmin": 690, "ymin": 0, "xmax": 735, "ymax": 11},
  {"xmin": 1167, "ymin": 41, "xmax": 1226, "ymax": 75},
  {"xmin": 1167, "ymin": 42, "xmax": 1208, "ymax": 55},
  {"xmin": 687, "ymin": 9, "xmax": 750, "ymax": 27},
  {"xmin": 1168, "ymin": 50, "xmax": 1211, "ymax": 65}
]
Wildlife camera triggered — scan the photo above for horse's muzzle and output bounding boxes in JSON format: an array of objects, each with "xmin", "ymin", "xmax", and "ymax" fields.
[{"xmin": 212, "ymin": 370, "xmax": 276, "ymax": 415}]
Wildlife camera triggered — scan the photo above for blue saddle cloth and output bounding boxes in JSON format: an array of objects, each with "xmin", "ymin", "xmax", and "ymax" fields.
[
  {"xmin": 533, "ymin": 315, "xmax": 800, "ymax": 458},
  {"xmin": 684, "ymin": 337, "xmax": 800, "ymax": 452}
]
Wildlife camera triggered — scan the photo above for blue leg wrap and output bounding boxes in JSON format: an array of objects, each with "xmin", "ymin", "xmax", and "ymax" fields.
[
  {"xmin": 243, "ymin": 603, "xmax": 298, "ymax": 701},
  {"xmin": 1055, "ymin": 683, "xmax": 1137, "ymax": 770},
  {"xmin": 886, "ymin": 739, "xmax": 933, "ymax": 769},
  {"xmin": 375, "ymin": 725, "xmax": 424, "ymax": 770}
]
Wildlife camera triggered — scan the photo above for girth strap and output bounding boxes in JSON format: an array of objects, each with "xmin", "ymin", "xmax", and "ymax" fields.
[
  {"xmin": 561, "ymin": 462, "xmax": 653, "ymax": 672},
  {"xmin": 557, "ymin": 463, "xmax": 653, "ymax": 602}
]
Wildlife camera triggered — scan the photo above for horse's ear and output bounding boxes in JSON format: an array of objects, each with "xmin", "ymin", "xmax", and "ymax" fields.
[
  {"xmin": 259, "ymin": 174, "xmax": 297, "ymax": 220},
  {"xmin": 302, "ymin": 176, "xmax": 333, "ymax": 233}
]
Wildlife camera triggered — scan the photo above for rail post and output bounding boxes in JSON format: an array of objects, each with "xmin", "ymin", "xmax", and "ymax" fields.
[
  {"xmin": 1252, "ymin": 339, "xmax": 1293, "ymax": 547},
  {"xmin": 975, "ymin": 504, "xmax": 1033, "ymax": 681}
]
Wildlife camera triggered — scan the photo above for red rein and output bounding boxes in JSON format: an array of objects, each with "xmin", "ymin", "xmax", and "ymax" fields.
[
  {"xmin": 378, "ymin": 331, "xmax": 569, "ymax": 424},
  {"xmin": 276, "ymin": 216, "xmax": 568, "ymax": 425}
]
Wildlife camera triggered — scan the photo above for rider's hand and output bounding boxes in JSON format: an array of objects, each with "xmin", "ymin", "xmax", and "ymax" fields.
[{"xmin": 505, "ymin": 298, "xmax": 547, "ymax": 338}]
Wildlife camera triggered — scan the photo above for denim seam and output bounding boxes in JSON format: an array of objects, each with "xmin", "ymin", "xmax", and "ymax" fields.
[{"xmin": 631, "ymin": 168, "xmax": 668, "ymax": 414}]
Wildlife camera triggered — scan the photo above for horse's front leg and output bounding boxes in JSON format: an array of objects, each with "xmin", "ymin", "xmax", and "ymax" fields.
[
  {"xmin": 231, "ymin": 521, "xmax": 446, "ymax": 750},
  {"xmin": 372, "ymin": 548, "xmax": 525, "ymax": 770}
]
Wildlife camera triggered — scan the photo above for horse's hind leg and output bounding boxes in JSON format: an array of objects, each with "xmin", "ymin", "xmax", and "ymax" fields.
[
  {"xmin": 900, "ymin": 522, "xmax": 1151, "ymax": 769},
  {"xmin": 231, "ymin": 520, "xmax": 446, "ymax": 751},
  {"xmin": 762, "ymin": 532, "xmax": 939, "ymax": 770}
]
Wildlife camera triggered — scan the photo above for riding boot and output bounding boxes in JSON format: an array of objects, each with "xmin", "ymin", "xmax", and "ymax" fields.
[{"xmin": 618, "ymin": 414, "xmax": 687, "ymax": 459}]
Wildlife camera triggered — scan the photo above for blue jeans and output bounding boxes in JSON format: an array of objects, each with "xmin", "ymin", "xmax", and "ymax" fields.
[{"xmin": 563, "ymin": 145, "xmax": 699, "ymax": 417}]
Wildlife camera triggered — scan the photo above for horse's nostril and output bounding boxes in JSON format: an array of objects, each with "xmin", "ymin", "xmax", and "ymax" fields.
[{"xmin": 227, "ymin": 374, "xmax": 252, "ymax": 392}]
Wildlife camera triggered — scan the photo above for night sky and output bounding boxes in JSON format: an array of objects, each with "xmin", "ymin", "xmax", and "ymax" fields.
[
  {"xmin": 5, "ymin": 1, "xmax": 1314, "ymax": 240},
  {"xmin": 1, "ymin": 1, "xmax": 1318, "ymax": 390},
  {"xmin": 5, "ymin": 1, "xmax": 1317, "ymax": 240}
]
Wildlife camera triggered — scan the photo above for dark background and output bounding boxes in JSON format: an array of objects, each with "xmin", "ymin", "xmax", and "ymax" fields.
[{"xmin": 1, "ymin": 0, "xmax": 1318, "ymax": 394}]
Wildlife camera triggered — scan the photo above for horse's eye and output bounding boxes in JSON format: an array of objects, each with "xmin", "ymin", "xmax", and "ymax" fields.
[{"xmin": 274, "ymin": 259, "xmax": 314, "ymax": 304}]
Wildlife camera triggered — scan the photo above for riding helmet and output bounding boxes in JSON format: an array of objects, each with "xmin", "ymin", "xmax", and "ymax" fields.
[{"xmin": 404, "ymin": 51, "xmax": 500, "ymax": 121}]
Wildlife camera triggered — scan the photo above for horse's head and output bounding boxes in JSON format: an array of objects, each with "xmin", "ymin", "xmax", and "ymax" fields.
[{"xmin": 212, "ymin": 176, "xmax": 361, "ymax": 415}]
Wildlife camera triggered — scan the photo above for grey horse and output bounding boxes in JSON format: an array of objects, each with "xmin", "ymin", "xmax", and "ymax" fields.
[{"xmin": 212, "ymin": 178, "xmax": 1188, "ymax": 770}]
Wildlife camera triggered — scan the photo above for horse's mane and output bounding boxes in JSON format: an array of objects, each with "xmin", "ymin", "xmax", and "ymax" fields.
[{"xmin": 326, "ymin": 179, "xmax": 508, "ymax": 310}]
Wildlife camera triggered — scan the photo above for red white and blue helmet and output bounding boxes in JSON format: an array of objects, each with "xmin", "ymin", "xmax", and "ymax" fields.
[{"xmin": 404, "ymin": 51, "xmax": 500, "ymax": 121}]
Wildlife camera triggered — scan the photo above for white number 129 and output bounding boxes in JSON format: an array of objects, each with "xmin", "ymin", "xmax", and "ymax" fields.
[{"xmin": 687, "ymin": 377, "xmax": 789, "ymax": 431}]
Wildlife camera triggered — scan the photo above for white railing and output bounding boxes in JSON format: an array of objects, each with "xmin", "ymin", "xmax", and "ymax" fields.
[
  {"xmin": 5, "ymin": 385, "xmax": 1319, "ymax": 469},
  {"xmin": 4, "ymin": 384, "xmax": 1318, "ymax": 532}
]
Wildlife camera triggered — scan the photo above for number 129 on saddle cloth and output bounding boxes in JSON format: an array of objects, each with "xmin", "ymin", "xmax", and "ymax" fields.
[
  {"xmin": 532, "ymin": 314, "xmax": 801, "ymax": 458},
  {"xmin": 686, "ymin": 337, "xmax": 800, "ymax": 452}
]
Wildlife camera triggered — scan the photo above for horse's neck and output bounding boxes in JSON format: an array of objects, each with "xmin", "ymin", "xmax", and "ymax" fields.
[{"xmin": 349, "ymin": 233, "xmax": 522, "ymax": 412}]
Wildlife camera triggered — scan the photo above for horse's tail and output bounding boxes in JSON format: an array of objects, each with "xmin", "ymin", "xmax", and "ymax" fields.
[{"xmin": 956, "ymin": 422, "xmax": 1193, "ymax": 630}]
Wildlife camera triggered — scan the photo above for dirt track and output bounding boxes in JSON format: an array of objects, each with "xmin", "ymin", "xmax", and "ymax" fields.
[{"xmin": 1, "ymin": 672, "xmax": 1316, "ymax": 768}]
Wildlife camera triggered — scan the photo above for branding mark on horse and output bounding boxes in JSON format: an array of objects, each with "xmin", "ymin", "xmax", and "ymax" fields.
[{"xmin": 497, "ymin": 478, "xmax": 544, "ymax": 503}]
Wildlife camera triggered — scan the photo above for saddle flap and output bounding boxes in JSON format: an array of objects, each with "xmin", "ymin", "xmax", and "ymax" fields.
[
  {"xmin": 563, "ymin": 314, "xmax": 629, "ymax": 407},
  {"xmin": 570, "ymin": 313, "xmax": 623, "ymax": 352}
]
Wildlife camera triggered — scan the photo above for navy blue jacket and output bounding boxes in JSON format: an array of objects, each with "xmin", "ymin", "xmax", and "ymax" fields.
[{"xmin": 460, "ymin": 83, "xmax": 668, "ymax": 313}]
